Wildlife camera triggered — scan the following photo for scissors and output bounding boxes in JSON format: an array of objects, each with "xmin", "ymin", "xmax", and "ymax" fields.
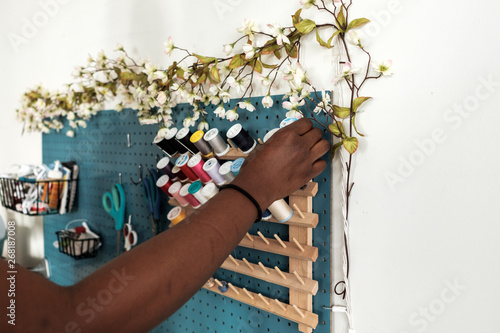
[
  {"xmin": 123, "ymin": 215, "xmax": 138, "ymax": 251},
  {"xmin": 143, "ymin": 168, "xmax": 161, "ymax": 236},
  {"xmin": 102, "ymin": 183, "xmax": 126, "ymax": 256}
]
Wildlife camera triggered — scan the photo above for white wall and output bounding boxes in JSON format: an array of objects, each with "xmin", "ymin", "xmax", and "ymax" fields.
[{"xmin": 1, "ymin": 1, "xmax": 500, "ymax": 332}]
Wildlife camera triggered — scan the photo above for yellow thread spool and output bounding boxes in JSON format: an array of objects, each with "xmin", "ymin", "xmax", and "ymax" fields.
[{"xmin": 167, "ymin": 206, "xmax": 187, "ymax": 225}]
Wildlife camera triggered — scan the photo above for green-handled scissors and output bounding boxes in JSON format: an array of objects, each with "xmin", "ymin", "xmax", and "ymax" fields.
[{"xmin": 102, "ymin": 183, "xmax": 126, "ymax": 256}]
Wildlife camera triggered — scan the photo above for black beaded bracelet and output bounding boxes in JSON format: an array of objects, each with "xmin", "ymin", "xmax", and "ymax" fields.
[{"xmin": 219, "ymin": 184, "xmax": 262, "ymax": 223}]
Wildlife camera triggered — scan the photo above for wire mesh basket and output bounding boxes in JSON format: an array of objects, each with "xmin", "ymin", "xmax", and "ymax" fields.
[{"xmin": 55, "ymin": 220, "xmax": 101, "ymax": 260}]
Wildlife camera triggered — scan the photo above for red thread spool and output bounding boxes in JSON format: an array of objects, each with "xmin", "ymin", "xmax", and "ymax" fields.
[
  {"xmin": 175, "ymin": 153, "xmax": 198, "ymax": 182},
  {"xmin": 180, "ymin": 183, "xmax": 201, "ymax": 209},
  {"xmin": 187, "ymin": 154, "xmax": 212, "ymax": 184},
  {"xmin": 171, "ymin": 165, "xmax": 188, "ymax": 182},
  {"xmin": 168, "ymin": 181, "xmax": 189, "ymax": 207},
  {"xmin": 156, "ymin": 175, "xmax": 173, "ymax": 197}
]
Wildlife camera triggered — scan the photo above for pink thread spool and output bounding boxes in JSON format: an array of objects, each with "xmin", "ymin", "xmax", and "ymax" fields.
[
  {"xmin": 168, "ymin": 181, "xmax": 189, "ymax": 207},
  {"xmin": 187, "ymin": 154, "xmax": 212, "ymax": 184},
  {"xmin": 156, "ymin": 175, "xmax": 173, "ymax": 198},
  {"xmin": 175, "ymin": 153, "xmax": 198, "ymax": 182},
  {"xmin": 180, "ymin": 183, "xmax": 201, "ymax": 209}
]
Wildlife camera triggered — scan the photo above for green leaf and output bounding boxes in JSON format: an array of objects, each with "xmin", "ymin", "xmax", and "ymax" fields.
[
  {"xmin": 251, "ymin": 59, "xmax": 263, "ymax": 74},
  {"xmin": 331, "ymin": 141, "xmax": 343, "ymax": 158},
  {"xmin": 285, "ymin": 43, "xmax": 298, "ymax": 58},
  {"xmin": 261, "ymin": 62, "xmax": 277, "ymax": 69},
  {"xmin": 274, "ymin": 49, "xmax": 282, "ymax": 59},
  {"xmin": 194, "ymin": 71, "xmax": 207, "ymax": 85},
  {"xmin": 294, "ymin": 19, "xmax": 316, "ymax": 34},
  {"xmin": 352, "ymin": 114, "xmax": 365, "ymax": 137},
  {"xmin": 329, "ymin": 121, "xmax": 345, "ymax": 137},
  {"xmin": 347, "ymin": 18, "xmax": 370, "ymax": 31},
  {"xmin": 194, "ymin": 53, "xmax": 217, "ymax": 64},
  {"xmin": 261, "ymin": 42, "xmax": 280, "ymax": 55},
  {"xmin": 343, "ymin": 137, "xmax": 359, "ymax": 154},
  {"xmin": 292, "ymin": 9, "xmax": 302, "ymax": 25},
  {"xmin": 315, "ymin": 29, "xmax": 334, "ymax": 49},
  {"xmin": 337, "ymin": 7, "xmax": 346, "ymax": 30},
  {"xmin": 327, "ymin": 30, "xmax": 341, "ymax": 45},
  {"xmin": 229, "ymin": 54, "xmax": 246, "ymax": 69},
  {"xmin": 333, "ymin": 105, "xmax": 351, "ymax": 118},
  {"xmin": 210, "ymin": 63, "xmax": 221, "ymax": 83},
  {"xmin": 352, "ymin": 96, "xmax": 372, "ymax": 112}
]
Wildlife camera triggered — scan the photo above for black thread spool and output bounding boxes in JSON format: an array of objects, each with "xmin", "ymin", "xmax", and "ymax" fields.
[
  {"xmin": 153, "ymin": 128, "xmax": 183, "ymax": 157},
  {"xmin": 175, "ymin": 128, "xmax": 199, "ymax": 155},
  {"xmin": 227, "ymin": 124, "xmax": 256, "ymax": 154}
]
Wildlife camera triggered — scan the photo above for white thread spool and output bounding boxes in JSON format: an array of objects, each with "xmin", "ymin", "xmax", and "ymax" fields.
[{"xmin": 201, "ymin": 182, "xmax": 219, "ymax": 200}]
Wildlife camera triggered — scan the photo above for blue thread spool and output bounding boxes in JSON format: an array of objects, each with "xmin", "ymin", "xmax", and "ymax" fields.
[
  {"xmin": 262, "ymin": 209, "xmax": 273, "ymax": 220},
  {"xmin": 280, "ymin": 117, "xmax": 298, "ymax": 128},
  {"xmin": 218, "ymin": 281, "xmax": 228, "ymax": 293},
  {"xmin": 230, "ymin": 158, "xmax": 245, "ymax": 176}
]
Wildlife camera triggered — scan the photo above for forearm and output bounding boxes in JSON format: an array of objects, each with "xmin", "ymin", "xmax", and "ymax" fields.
[{"xmin": 68, "ymin": 187, "xmax": 259, "ymax": 332}]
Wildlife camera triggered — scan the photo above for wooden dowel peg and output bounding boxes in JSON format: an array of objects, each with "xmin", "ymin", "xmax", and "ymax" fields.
[
  {"xmin": 214, "ymin": 278, "xmax": 223, "ymax": 287},
  {"xmin": 258, "ymin": 293, "xmax": 270, "ymax": 306},
  {"xmin": 293, "ymin": 203, "xmax": 305, "ymax": 219},
  {"xmin": 274, "ymin": 266, "xmax": 287, "ymax": 280},
  {"xmin": 292, "ymin": 304, "xmax": 305, "ymax": 318},
  {"xmin": 228, "ymin": 283, "xmax": 240, "ymax": 295},
  {"xmin": 229, "ymin": 255, "xmax": 240, "ymax": 266},
  {"xmin": 243, "ymin": 287, "xmax": 254, "ymax": 300},
  {"xmin": 274, "ymin": 299, "xmax": 287, "ymax": 312},
  {"xmin": 245, "ymin": 232, "xmax": 254, "ymax": 242},
  {"xmin": 257, "ymin": 138, "xmax": 264, "ymax": 145},
  {"xmin": 242, "ymin": 258, "xmax": 255, "ymax": 271},
  {"xmin": 274, "ymin": 234, "xmax": 287, "ymax": 248},
  {"xmin": 227, "ymin": 139, "xmax": 237, "ymax": 150},
  {"xmin": 258, "ymin": 262, "xmax": 270, "ymax": 275},
  {"xmin": 292, "ymin": 237, "xmax": 305, "ymax": 252},
  {"xmin": 293, "ymin": 270, "xmax": 306, "ymax": 285},
  {"xmin": 257, "ymin": 231, "xmax": 270, "ymax": 245}
]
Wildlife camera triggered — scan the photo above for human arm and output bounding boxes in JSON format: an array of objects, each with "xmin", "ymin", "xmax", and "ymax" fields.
[{"xmin": 0, "ymin": 118, "xmax": 330, "ymax": 332}]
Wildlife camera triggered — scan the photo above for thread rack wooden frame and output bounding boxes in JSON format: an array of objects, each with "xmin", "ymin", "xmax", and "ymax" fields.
[{"xmin": 171, "ymin": 146, "xmax": 320, "ymax": 332}]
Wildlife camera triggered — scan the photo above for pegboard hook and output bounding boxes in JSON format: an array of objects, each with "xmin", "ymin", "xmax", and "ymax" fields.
[
  {"xmin": 124, "ymin": 133, "xmax": 131, "ymax": 148},
  {"xmin": 130, "ymin": 164, "xmax": 142, "ymax": 185}
]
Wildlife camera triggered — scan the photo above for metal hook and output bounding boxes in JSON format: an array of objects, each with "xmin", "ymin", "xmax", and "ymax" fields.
[
  {"xmin": 118, "ymin": 173, "xmax": 122, "ymax": 184},
  {"xmin": 124, "ymin": 133, "xmax": 131, "ymax": 148},
  {"xmin": 130, "ymin": 164, "xmax": 142, "ymax": 185}
]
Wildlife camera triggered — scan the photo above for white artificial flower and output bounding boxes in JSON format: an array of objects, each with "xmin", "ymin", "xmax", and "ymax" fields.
[
  {"xmin": 237, "ymin": 19, "xmax": 260, "ymax": 41},
  {"xmin": 372, "ymin": 59, "xmax": 394, "ymax": 76},
  {"xmin": 282, "ymin": 95, "xmax": 305, "ymax": 111},
  {"xmin": 242, "ymin": 43, "xmax": 257, "ymax": 60},
  {"xmin": 214, "ymin": 105, "xmax": 226, "ymax": 118},
  {"xmin": 223, "ymin": 43, "xmax": 234, "ymax": 56},
  {"xmin": 262, "ymin": 94, "xmax": 274, "ymax": 108},
  {"xmin": 183, "ymin": 116, "xmax": 196, "ymax": 128},
  {"xmin": 238, "ymin": 100, "xmax": 256, "ymax": 112},
  {"xmin": 66, "ymin": 129, "xmax": 75, "ymax": 137},
  {"xmin": 157, "ymin": 91, "xmax": 167, "ymax": 105},
  {"xmin": 299, "ymin": 0, "xmax": 316, "ymax": 9},
  {"xmin": 267, "ymin": 23, "xmax": 291, "ymax": 45},
  {"xmin": 144, "ymin": 63, "xmax": 158, "ymax": 82},
  {"xmin": 258, "ymin": 74, "xmax": 272, "ymax": 86},
  {"xmin": 66, "ymin": 112, "xmax": 75, "ymax": 120},
  {"xmin": 164, "ymin": 36, "xmax": 174, "ymax": 56},
  {"xmin": 334, "ymin": 61, "xmax": 361, "ymax": 83},
  {"xmin": 286, "ymin": 110, "xmax": 304, "ymax": 118},
  {"xmin": 346, "ymin": 31, "xmax": 362, "ymax": 47},
  {"xmin": 313, "ymin": 91, "xmax": 331, "ymax": 114},
  {"xmin": 225, "ymin": 107, "xmax": 239, "ymax": 121},
  {"xmin": 198, "ymin": 121, "xmax": 209, "ymax": 131}
]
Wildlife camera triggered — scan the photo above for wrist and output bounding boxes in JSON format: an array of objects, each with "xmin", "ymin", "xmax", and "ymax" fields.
[{"xmin": 219, "ymin": 184, "xmax": 262, "ymax": 223}]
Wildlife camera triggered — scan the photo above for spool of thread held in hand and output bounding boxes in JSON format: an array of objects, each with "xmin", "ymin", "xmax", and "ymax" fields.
[{"xmin": 227, "ymin": 123, "xmax": 256, "ymax": 154}]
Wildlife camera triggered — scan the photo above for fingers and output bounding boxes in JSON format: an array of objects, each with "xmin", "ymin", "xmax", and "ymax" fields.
[
  {"xmin": 285, "ymin": 117, "xmax": 313, "ymax": 136},
  {"xmin": 301, "ymin": 127, "xmax": 324, "ymax": 148},
  {"xmin": 309, "ymin": 137, "xmax": 330, "ymax": 162}
]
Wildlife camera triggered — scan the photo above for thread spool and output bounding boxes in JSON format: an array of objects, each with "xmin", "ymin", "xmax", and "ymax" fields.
[
  {"xmin": 156, "ymin": 175, "xmax": 173, "ymax": 198},
  {"xmin": 217, "ymin": 280, "xmax": 228, "ymax": 293},
  {"xmin": 204, "ymin": 128, "xmax": 230, "ymax": 156},
  {"xmin": 219, "ymin": 161, "xmax": 235, "ymax": 183},
  {"xmin": 179, "ymin": 183, "xmax": 201, "ymax": 209},
  {"xmin": 175, "ymin": 128, "xmax": 199, "ymax": 154},
  {"xmin": 263, "ymin": 128, "xmax": 280, "ymax": 143},
  {"xmin": 156, "ymin": 157, "xmax": 176, "ymax": 180},
  {"xmin": 230, "ymin": 158, "xmax": 245, "ymax": 176},
  {"xmin": 188, "ymin": 180, "xmax": 207, "ymax": 205},
  {"xmin": 227, "ymin": 123, "xmax": 256, "ymax": 154},
  {"xmin": 171, "ymin": 165, "xmax": 188, "ymax": 183},
  {"xmin": 201, "ymin": 182, "xmax": 218, "ymax": 200},
  {"xmin": 203, "ymin": 158, "xmax": 226, "ymax": 185},
  {"xmin": 168, "ymin": 181, "xmax": 189, "ymax": 207},
  {"xmin": 175, "ymin": 153, "xmax": 199, "ymax": 182},
  {"xmin": 153, "ymin": 129, "xmax": 181, "ymax": 157},
  {"xmin": 261, "ymin": 209, "xmax": 273, "ymax": 220},
  {"xmin": 167, "ymin": 206, "xmax": 187, "ymax": 225},
  {"xmin": 190, "ymin": 130, "xmax": 213, "ymax": 157},
  {"xmin": 205, "ymin": 278, "xmax": 215, "ymax": 288},
  {"xmin": 267, "ymin": 199, "xmax": 293, "ymax": 222},
  {"xmin": 187, "ymin": 154, "xmax": 212, "ymax": 183},
  {"xmin": 280, "ymin": 117, "xmax": 299, "ymax": 128}
]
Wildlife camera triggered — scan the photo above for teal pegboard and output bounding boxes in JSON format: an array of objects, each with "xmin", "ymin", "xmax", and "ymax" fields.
[{"xmin": 42, "ymin": 95, "xmax": 332, "ymax": 332}]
